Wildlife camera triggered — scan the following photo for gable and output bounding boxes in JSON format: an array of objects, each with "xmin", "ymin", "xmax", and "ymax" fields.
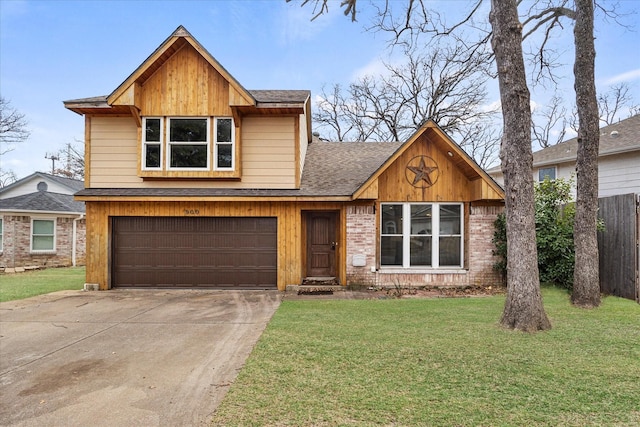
[
  {"xmin": 107, "ymin": 26, "xmax": 255, "ymax": 116},
  {"xmin": 355, "ymin": 121, "xmax": 504, "ymax": 202}
]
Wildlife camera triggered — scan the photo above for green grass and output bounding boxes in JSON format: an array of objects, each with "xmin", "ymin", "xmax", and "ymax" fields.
[
  {"xmin": 0, "ymin": 267, "xmax": 85, "ymax": 302},
  {"xmin": 212, "ymin": 288, "xmax": 640, "ymax": 426}
]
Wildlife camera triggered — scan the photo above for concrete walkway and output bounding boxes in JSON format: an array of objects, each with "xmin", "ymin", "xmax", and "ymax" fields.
[{"xmin": 0, "ymin": 289, "xmax": 281, "ymax": 426}]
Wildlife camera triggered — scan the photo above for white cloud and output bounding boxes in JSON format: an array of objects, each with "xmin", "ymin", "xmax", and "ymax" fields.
[{"xmin": 603, "ymin": 68, "xmax": 640, "ymax": 86}]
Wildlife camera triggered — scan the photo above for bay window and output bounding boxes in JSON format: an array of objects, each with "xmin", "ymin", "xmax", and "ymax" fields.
[{"xmin": 381, "ymin": 203, "xmax": 463, "ymax": 268}]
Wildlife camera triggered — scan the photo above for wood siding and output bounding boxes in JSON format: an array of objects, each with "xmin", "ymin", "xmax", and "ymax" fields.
[
  {"xmin": 84, "ymin": 201, "xmax": 346, "ymax": 291},
  {"xmin": 378, "ymin": 133, "xmax": 472, "ymax": 202},
  {"xmin": 138, "ymin": 44, "xmax": 233, "ymax": 117},
  {"xmin": 88, "ymin": 116, "xmax": 298, "ymax": 189}
]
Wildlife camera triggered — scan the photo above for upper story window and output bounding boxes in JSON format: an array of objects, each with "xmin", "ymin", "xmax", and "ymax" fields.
[
  {"xmin": 168, "ymin": 118, "xmax": 209, "ymax": 169},
  {"xmin": 538, "ymin": 166, "xmax": 556, "ymax": 182},
  {"xmin": 31, "ymin": 218, "xmax": 56, "ymax": 252},
  {"xmin": 141, "ymin": 117, "xmax": 235, "ymax": 172},
  {"xmin": 381, "ymin": 203, "xmax": 463, "ymax": 268},
  {"xmin": 215, "ymin": 118, "xmax": 234, "ymax": 170},
  {"xmin": 143, "ymin": 118, "xmax": 162, "ymax": 170}
]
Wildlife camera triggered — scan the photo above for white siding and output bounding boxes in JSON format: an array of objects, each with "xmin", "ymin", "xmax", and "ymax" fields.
[
  {"xmin": 599, "ymin": 152, "xmax": 640, "ymax": 197},
  {"xmin": 488, "ymin": 152, "xmax": 640, "ymax": 199},
  {"xmin": 0, "ymin": 177, "xmax": 78, "ymax": 199}
]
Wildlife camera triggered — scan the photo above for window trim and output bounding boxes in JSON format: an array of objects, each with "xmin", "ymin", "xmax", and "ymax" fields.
[
  {"xmin": 166, "ymin": 117, "xmax": 211, "ymax": 171},
  {"xmin": 214, "ymin": 117, "xmax": 235, "ymax": 171},
  {"xmin": 142, "ymin": 117, "xmax": 163, "ymax": 171},
  {"xmin": 31, "ymin": 218, "xmax": 56, "ymax": 253},
  {"xmin": 538, "ymin": 166, "xmax": 557, "ymax": 182},
  {"xmin": 0, "ymin": 217, "xmax": 3, "ymax": 253},
  {"xmin": 380, "ymin": 202, "xmax": 464, "ymax": 269}
]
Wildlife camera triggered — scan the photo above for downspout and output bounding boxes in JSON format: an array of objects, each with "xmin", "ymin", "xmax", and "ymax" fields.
[{"xmin": 72, "ymin": 214, "xmax": 84, "ymax": 267}]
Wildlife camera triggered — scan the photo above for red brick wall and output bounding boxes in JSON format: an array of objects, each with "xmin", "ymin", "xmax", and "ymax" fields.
[
  {"xmin": 345, "ymin": 202, "xmax": 504, "ymax": 288},
  {"xmin": 0, "ymin": 215, "xmax": 86, "ymax": 269}
]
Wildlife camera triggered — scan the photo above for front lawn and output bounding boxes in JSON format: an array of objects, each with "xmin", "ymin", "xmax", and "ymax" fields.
[
  {"xmin": 0, "ymin": 266, "xmax": 85, "ymax": 302},
  {"xmin": 211, "ymin": 287, "xmax": 640, "ymax": 426}
]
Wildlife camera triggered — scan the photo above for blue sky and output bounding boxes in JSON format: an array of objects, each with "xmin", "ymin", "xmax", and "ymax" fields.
[{"xmin": 1, "ymin": 0, "xmax": 639, "ymax": 178}]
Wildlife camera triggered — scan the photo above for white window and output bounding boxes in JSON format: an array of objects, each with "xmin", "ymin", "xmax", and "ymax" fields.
[
  {"xmin": 214, "ymin": 117, "xmax": 234, "ymax": 170},
  {"xmin": 538, "ymin": 166, "xmax": 557, "ymax": 182},
  {"xmin": 31, "ymin": 219, "xmax": 56, "ymax": 252},
  {"xmin": 380, "ymin": 203, "xmax": 463, "ymax": 268},
  {"xmin": 167, "ymin": 118, "xmax": 209, "ymax": 170},
  {"xmin": 142, "ymin": 117, "xmax": 163, "ymax": 170}
]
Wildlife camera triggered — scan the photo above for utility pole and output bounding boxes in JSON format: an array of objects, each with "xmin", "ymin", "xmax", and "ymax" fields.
[{"xmin": 44, "ymin": 153, "xmax": 59, "ymax": 174}]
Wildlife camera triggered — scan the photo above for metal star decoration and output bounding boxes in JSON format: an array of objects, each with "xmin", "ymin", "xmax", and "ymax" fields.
[{"xmin": 406, "ymin": 156, "xmax": 439, "ymax": 188}]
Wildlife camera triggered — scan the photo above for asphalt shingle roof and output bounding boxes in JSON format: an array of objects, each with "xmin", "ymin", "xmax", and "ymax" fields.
[
  {"xmin": 532, "ymin": 114, "xmax": 640, "ymax": 167},
  {"xmin": 65, "ymin": 90, "xmax": 309, "ymax": 108},
  {"xmin": 0, "ymin": 191, "xmax": 85, "ymax": 213},
  {"xmin": 75, "ymin": 141, "xmax": 402, "ymax": 199}
]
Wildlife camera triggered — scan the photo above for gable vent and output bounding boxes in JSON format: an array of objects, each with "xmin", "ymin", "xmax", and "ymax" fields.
[{"xmin": 37, "ymin": 181, "xmax": 48, "ymax": 192}]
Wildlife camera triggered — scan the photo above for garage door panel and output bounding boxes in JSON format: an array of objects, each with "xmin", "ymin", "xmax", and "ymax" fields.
[{"xmin": 112, "ymin": 217, "xmax": 277, "ymax": 289}]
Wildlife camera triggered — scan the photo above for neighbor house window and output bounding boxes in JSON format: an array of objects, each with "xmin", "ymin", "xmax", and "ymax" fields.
[
  {"xmin": 167, "ymin": 118, "xmax": 209, "ymax": 169},
  {"xmin": 0, "ymin": 217, "xmax": 3, "ymax": 252},
  {"xmin": 381, "ymin": 203, "xmax": 463, "ymax": 268},
  {"xmin": 142, "ymin": 117, "xmax": 163, "ymax": 169},
  {"xmin": 31, "ymin": 219, "xmax": 56, "ymax": 252},
  {"xmin": 214, "ymin": 117, "xmax": 234, "ymax": 170},
  {"xmin": 538, "ymin": 166, "xmax": 556, "ymax": 182}
]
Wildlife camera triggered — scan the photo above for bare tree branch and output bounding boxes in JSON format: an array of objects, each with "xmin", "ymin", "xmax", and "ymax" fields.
[{"xmin": 0, "ymin": 97, "xmax": 30, "ymax": 156}]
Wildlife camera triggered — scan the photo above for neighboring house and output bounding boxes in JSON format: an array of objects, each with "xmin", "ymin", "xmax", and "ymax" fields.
[
  {"xmin": 0, "ymin": 172, "xmax": 86, "ymax": 270},
  {"xmin": 487, "ymin": 114, "xmax": 640, "ymax": 197},
  {"xmin": 63, "ymin": 26, "xmax": 504, "ymax": 291}
]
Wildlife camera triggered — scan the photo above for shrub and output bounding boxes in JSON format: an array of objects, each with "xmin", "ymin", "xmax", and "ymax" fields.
[{"xmin": 493, "ymin": 177, "xmax": 577, "ymax": 290}]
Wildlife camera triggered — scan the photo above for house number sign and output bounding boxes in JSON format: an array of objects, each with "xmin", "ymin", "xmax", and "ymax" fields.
[
  {"xmin": 184, "ymin": 209, "xmax": 201, "ymax": 215},
  {"xmin": 405, "ymin": 155, "xmax": 440, "ymax": 188}
]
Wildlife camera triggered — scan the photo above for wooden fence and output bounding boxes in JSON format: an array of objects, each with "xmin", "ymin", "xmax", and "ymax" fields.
[{"xmin": 598, "ymin": 193, "xmax": 639, "ymax": 302}]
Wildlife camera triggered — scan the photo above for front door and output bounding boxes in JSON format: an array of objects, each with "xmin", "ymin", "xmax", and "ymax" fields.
[{"xmin": 307, "ymin": 211, "xmax": 338, "ymax": 277}]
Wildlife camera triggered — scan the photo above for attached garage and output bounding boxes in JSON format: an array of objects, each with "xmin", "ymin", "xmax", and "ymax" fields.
[{"xmin": 111, "ymin": 217, "xmax": 277, "ymax": 289}]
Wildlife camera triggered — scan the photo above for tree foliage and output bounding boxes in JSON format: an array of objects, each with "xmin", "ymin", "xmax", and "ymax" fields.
[{"xmin": 494, "ymin": 177, "xmax": 580, "ymax": 290}]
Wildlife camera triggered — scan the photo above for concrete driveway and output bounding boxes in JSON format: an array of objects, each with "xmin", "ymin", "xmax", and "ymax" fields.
[{"xmin": 0, "ymin": 289, "xmax": 281, "ymax": 426}]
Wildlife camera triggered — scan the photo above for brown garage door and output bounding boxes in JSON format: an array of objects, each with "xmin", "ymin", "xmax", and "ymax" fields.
[{"xmin": 112, "ymin": 217, "xmax": 277, "ymax": 289}]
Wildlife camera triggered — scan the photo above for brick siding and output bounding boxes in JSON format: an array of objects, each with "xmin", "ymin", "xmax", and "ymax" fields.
[
  {"xmin": 345, "ymin": 202, "xmax": 504, "ymax": 288},
  {"xmin": 0, "ymin": 215, "xmax": 86, "ymax": 269}
]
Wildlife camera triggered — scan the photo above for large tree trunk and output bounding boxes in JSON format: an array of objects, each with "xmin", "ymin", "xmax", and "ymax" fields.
[
  {"xmin": 490, "ymin": 0, "xmax": 551, "ymax": 331},
  {"xmin": 571, "ymin": 0, "xmax": 601, "ymax": 308}
]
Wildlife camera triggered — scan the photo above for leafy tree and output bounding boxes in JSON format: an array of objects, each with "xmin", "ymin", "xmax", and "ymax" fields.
[{"xmin": 494, "ymin": 177, "xmax": 582, "ymax": 291}]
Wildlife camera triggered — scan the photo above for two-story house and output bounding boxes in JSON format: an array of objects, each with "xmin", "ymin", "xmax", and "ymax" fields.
[{"xmin": 64, "ymin": 26, "xmax": 504, "ymax": 291}]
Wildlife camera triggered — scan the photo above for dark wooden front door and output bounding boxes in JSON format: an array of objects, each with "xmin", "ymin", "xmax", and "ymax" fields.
[{"xmin": 307, "ymin": 211, "xmax": 338, "ymax": 277}]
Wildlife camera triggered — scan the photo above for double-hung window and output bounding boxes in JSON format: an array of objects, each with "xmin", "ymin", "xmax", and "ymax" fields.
[
  {"xmin": 381, "ymin": 203, "xmax": 463, "ymax": 268},
  {"xmin": 168, "ymin": 118, "xmax": 209, "ymax": 169},
  {"xmin": 143, "ymin": 117, "xmax": 163, "ymax": 169},
  {"xmin": 31, "ymin": 219, "xmax": 56, "ymax": 252},
  {"xmin": 214, "ymin": 117, "xmax": 234, "ymax": 170}
]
